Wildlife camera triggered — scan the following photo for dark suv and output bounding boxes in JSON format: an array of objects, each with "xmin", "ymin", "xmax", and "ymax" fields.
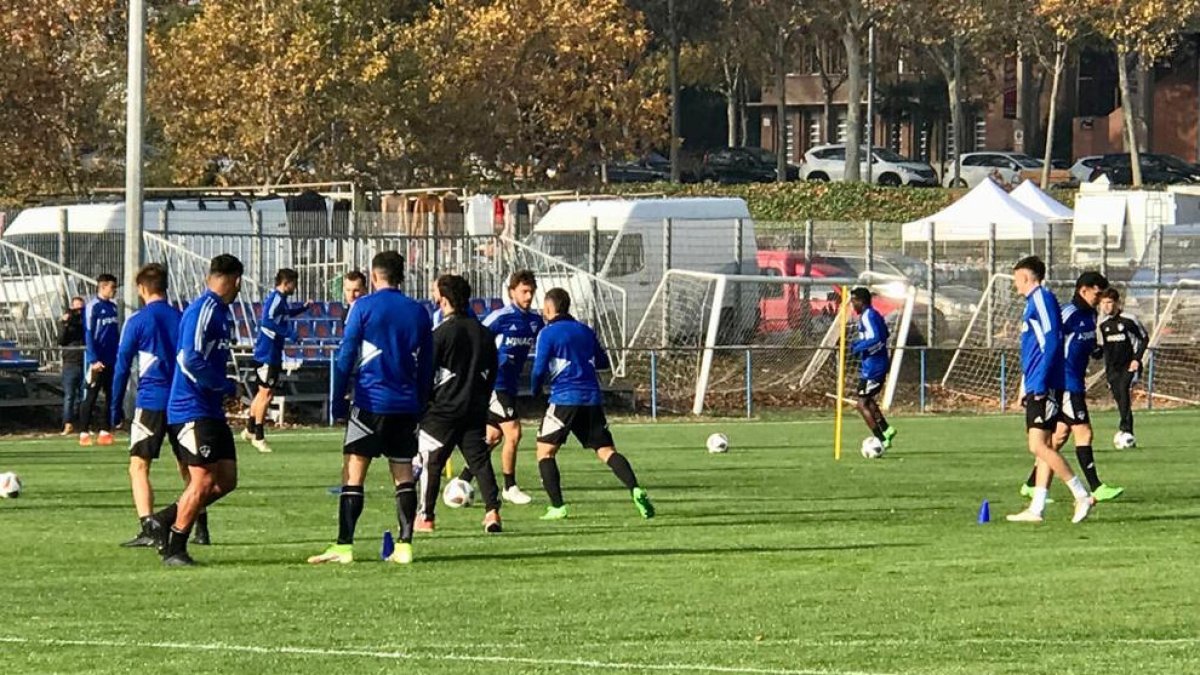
[
  {"xmin": 1088, "ymin": 153, "xmax": 1200, "ymax": 185},
  {"xmin": 701, "ymin": 147, "xmax": 798, "ymax": 183}
]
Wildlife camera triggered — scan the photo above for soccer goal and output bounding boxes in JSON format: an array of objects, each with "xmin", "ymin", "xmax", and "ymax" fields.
[
  {"xmin": 941, "ymin": 273, "xmax": 1024, "ymax": 403},
  {"xmin": 626, "ymin": 270, "xmax": 914, "ymax": 415},
  {"xmin": 1145, "ymin": 280, "xmax": 1200, "ymax": 404}
]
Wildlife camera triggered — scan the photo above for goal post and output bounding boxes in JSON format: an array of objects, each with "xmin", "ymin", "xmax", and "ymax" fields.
[
  {"xmin": 1145, "ymin": 280, "xmax": 1200, "ymax": 404},
  {"xmin": 941, "ymin": 273, "xmax": 1022, "ymax": 402}
]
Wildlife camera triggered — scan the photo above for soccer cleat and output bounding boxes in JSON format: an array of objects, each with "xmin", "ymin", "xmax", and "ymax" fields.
[
  {"xmin": 251, "ymin": 438, "xmax": 273, "ymax": 454},
  {"xmin": 386, "ymin": 542, "xmax": 414, "ymax": 565},
  {"xmin": 632, "ymin": 487, "xmax": 655, "ymax": 519},
  {"xmin": 1093, "ymin": 484, "xmax": 1125, "ymax": 502},
  {"xmin": 502, "ymin": 485, "xmax": 533, "ymax": 505},
  {"xmin": 192, "ymin": 527, "xmax": 211, "ymax": 546},
  {"xmin": 1072, "ymin": 496, "xmax": 1096, "ymax": 524},
  {"xmin": 240, "ymin": 428, "xmax": 254, "ymax": 443},
  {"xmin": 79, "ymin": 432, "xmax": 93, "ymax": 447},
  {"xmin": 307, "ymin": 543, "xmax": 354, "ymax": 565},
  {"xmin": 162, "ymin": 551, "xmax": 196, "ymax": 567},
  {"xmin": 97, "ymin": 431, "xmax": 114, "ymax": 446},
  {"xmin": 1005, "ymin": 509, "xmax": 1045, "ymax": 523},
  {"xmin": 120, "ymin": 532, "xmax": 158, "ymax": 548},
  {"xmin": 540, "ymin": 505, "xmax": 569, "ymax": 521},
  {"xmin": 882, "ymin": 426, "xmax": 897, "ymax": 449},
  {"xmin": 1018, "ymin": 484, "xmax": 1054, "ymax": 502},
  {"xmin": 414, "ymin": 516, "xmax": 435, "ymax": 533},
  {"xmin": 61, "ymin": 423, "xmax": 74, "ymax": 436},
  {"xmin": 483, "ymin": 510, "xmax": 502, "ymax": 534}
]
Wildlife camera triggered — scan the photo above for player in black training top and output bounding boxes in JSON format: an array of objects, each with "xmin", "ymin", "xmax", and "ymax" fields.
[
  {"xmin": 416, "ymin": 275, "xmax": 504, "ymax": 534},
  {"xmin": 1096, "ymin": 287, "xmax": 1148, "ymax": 444}
]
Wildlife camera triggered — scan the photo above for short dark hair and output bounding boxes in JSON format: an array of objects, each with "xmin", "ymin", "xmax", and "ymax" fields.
[
  {"xmin": 545, "ymin": 287, "xmax": 571, "ymax": 315},
  {"xmin": 344, "ymin": 270, "xmax": 366, "ymax": 285},
  {"xmin": 1013, "ymin": 255, "xmax": 1046, "ymax": 281},
  {"xmin": 1075, "ymin": 271, "xmax": 1109, "ymax": 293},
  {"xmin": 210, "ymin": 254, "xmax": 244, "ymax": 278},
  {"xmin": 850, "ymin": 287, "xmax": 872, "ymax": 305},
  {"xmin": 96, "ymin": 273, "xmax": 118, "ymax": 285},
  {"xmin": 135, "ymin": 263, "xmax": 168, "ymax": 294},
  {"xmin": 436, "ymin": 274, "xmax": 471, "ymax": 314},
  {"xmin": 275, "ymin": 268, "xmax": 298, "ymax": 286},
  {"xmin": 71, "ymin": 296, "xmax": 85, "ymax": 305},
  {"xmin": 371, "ymin": 251, "xmax": 405, "ymax": 286},
  {"xmin": 1099, "ymin": 287, "xmax": 1122, "ymax": 303},
  {"xmin": 509, "ymin": 269, "xmax": 537, "ymax": 291}
]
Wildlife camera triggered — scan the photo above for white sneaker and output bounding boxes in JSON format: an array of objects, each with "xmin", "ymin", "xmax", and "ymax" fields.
[
  {"xmin": 251, "ymin": 438, "xmax": 273, "ymax": 454},
  {"xmin": 1006, "ymin": 509, "xmax": 1044, "ymax": 523},
  {"xmin": 240, "ymin": 428, "xmax": 254, "ymax": 443},
  {"xmin": 502, "ymin": 485, "xmax": 533, "ymax": 505},
  {"xmin": 1072, "ymin": 497, "xmax": 1095, "ymax": 524}
]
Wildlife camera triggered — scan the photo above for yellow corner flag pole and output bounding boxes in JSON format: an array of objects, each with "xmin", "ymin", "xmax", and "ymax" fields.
[{"xmin": 833, "ymin": 285, "xmax": 851, "ymax": 461}]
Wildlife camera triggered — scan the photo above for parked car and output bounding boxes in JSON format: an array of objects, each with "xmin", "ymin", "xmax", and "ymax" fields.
[
  {"xmin": 1069, "ymin": 156, "xmax": 1102, "ymax": 184},
  {"xmin": 943, "ymin": 151, "xmax": 1045, "ymax": 188},
  {"xmin": 801, "ymin": 145, "xmax": 938, "ymax": 187},
  {"xmin": 700, "ymin": 147, "xmax": 797, "ymax": 183},
  {"xmin": 1086, "ymin": 153, "xmax": 1200, "ymax": 186}
]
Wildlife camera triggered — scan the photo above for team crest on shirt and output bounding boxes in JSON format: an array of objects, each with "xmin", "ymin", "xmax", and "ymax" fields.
[{"xmin": 198, "ymin": 445, "xmax": 212, "ymax": 458}]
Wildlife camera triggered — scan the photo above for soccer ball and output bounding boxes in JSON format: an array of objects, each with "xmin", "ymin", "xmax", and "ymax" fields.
[
  {"xmin": 0, "ymin": 472, "xmax": 22, "ymax": 498},
  {"xmin": 860, "ymin": 437, "xmax": 885, "ymax": 459},
  {"xmin": 706, "ymin": 433, "xmax": 730, "ymax": 454},
  {"xmin": 1113, "ymin": 432, "xmax": 1137, "ymax": 449},
  {"xmin": 442, "ymin": 478, "xmax": 475, "ymax": 509}
]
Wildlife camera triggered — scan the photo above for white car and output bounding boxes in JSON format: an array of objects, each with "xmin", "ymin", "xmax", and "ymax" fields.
[
  {"xmin": 801, "ymin": 145, "xmax": 938, "ymax": 187},
  {"xmin": 1069, "ymin": 156, "xmax": 1102, "ymax": 184},
  {"xmin": 942, "ymin": 152, "xmax": 1044, "ymax": 188}
]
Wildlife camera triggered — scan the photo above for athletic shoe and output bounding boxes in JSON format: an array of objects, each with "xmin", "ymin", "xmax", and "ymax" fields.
[
  {"xmin": 502, "ymin": 485, "xmax": 533, "ymax": 505},
  {"xmin": 240, "ymin": 428, "xmax": 254, "ymax": 443},
  {"xmin": 1018, "ymin": 484, "xmax": 1054, "ymax": 502},
  {"xmin": 1072, "ymin": 496, "xmax": 1096, "ymax": 524},
  {"xmin": 97, "ymin": 431, "xmax": 114, "ymax": 446},
  {"xmin": 1005, "ymin": 509, "xmax": 1045, "ymax": 523},
  {"xmin": 162, "ymin": 551, "xmax": 196, "ymax": 567},
  {"xmin": 251, "ymin": 438, "xmax": 273, "ymax": 454},
  {"xmin": 307, "ymin": 543, "xmax": 354, "ymax": 564},
  {"xmin": 882, "ymin": 426, "xmax": 897, "ymax": 449},
  {"xmin": 414, "ymin": 516, "xmax": 435, "ymax": 533},
  {"xmin": 120, "ymin": 532, "xmax": 157, "ymax": 548},
  {"xmin": 483, "ymin": 510, "xmax": 502, "ymax": 534},
  {"xmin": 61, "ymin": 423, "xmax": 74, "ymax": 436},
  {"xmin": 540, "ymin": 505, "xmax": 569, "ymax": 521},
  {"xmin": 386, "ymin": 542, "xmax": 414, "ymax": 565},
  {"xmin": 1093, "ymin": 484, "xmax": 1125, "ymax": 502},
  {"xmin": 192, "ymin": 527, "xmax": 211, "ymax": 546},
  {"xmin": 79, "ymin": 432, "xmax": 93, "ymax": 447},
  {"xmin": 632, "ymin": 487, "xmax": 655, "ymax": 519}
]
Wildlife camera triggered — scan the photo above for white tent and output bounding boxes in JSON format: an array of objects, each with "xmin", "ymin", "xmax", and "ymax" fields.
[
  {"xmin": 902, "ymin": 179, "xmax": 1051, "ymax": 243},
  {"xmin": 1010, "ymin": 180, "xmax": 1074, "ymax": 220}
]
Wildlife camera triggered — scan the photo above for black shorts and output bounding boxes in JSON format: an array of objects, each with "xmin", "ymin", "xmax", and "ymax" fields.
[
  {"xmin": 1024, "ymin": 391, "xmax": 1062, "ymax": 432},
  {"xmin": 537, "ymin": 404, "xmax": 614, "ymax": 450},
  {"xmin": 419, "ymin": 416, "xmax": 487, "ymax": 461},
  {"xmin": 169, "ymin": 418, "xmax": 237, "ymax": 466},
  {"xmin": 252, "ymin": 361, "xmax": 282, "ymax": 391},
  {"xmin": 856, "ymin": 377, "xmax": 883, "ymax": 399},
  {"xmin": 1060, "ymin": 391, "xmax": 1090, "ymax": 426},
  {"xmin": 129, "ymin": 408, "xmax": 168, "ymax": 460},
  {"xmin": 487, "ymin": 391, "xmax": 518, "ymax": 427},
  {"xmin": 343, "ymin": 407, "xmax": 419, "ymax": 462}
]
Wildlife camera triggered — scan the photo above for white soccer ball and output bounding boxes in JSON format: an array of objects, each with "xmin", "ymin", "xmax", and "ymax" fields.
[
  {"xmin": 0, "ymin": 472, "xmax": 22, "ymax": 498},
  {"xmin": 442, "ymin": 478, "xmax": 475, "ymax": 509},
  {"xmin": 706, "ymin": 433, "xmax": 730, "ymax": 454},
  {"xmin": 860, "ymin": 437, "xmax": 885, "ymax": 459},
  {"xmin": 1113, "ymin": 432, "xmax": 1137, "ymax": 450}
]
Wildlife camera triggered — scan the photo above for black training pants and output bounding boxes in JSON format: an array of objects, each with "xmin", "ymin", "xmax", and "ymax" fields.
[
  {"xmin": 420, "ymin": 420, "xmax": 501, "ymax": 518},
  {"xmin": 79, "ymin": 366, "xmax": 114, "ymax": 434},
  {"xmin": 1108, "ymin": 370, "xmax": 1136, "ymax": 434}
]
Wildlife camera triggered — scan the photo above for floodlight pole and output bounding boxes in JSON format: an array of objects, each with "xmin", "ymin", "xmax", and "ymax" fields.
[{"xmin": 124, "ymin": 0, "xmax": 146, "ymax": 312}]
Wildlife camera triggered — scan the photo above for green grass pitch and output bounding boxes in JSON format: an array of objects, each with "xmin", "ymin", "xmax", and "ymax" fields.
[{"xmin": 2, "ymin": 409, "xmax": 1199, "ymax": 674}]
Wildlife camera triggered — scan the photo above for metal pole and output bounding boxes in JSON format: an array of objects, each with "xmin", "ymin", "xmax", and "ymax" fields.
[
  {"xmin": 650, "ymin": 350, "xmax": 659, "ymax": 421},
  {"xmin": 865, "ymin": 220, "xmax": 874, "ymax": 272},
  {"xmin": 987, "ymin": 222, "xmax": 996, "ymax": 349},
  {"xmin": 1153, "ymin": 224, "xmax": 1163, "ymax": 334},
  {"xmin": 803, "ymin": 219, "xmax": 814, "ymax": 274},
  {"xmin": 734, "ymin": 218, "xmax": 744, "ymax": 275},
  {"xmin": 744, "ymin": 349, "xmax": 752, "ymax": 419},
  {"xmin": 865, "ymin": 23, "xmax": 876, "ymax": 184},
  {"xmin": 663, "ymin": 217, "xmax": 673, "ymax": 274},
  {"xmin": 348, "ymin": 210, "xmax": 359, "ymax": 274},
  {"xmin": 158, "ymin": 207, "xmax": 168, "ymax": 236},
  {"xmin": 57, "ymin": 208, "xmax": 68, "ymax": 270},
  {"xmin": 588, "ymin": 216, "xmax": 599, "ymax": 275},
  {"xmin": 919, "ymin": 348, "xmax": 927, "ymax": 413},
  {"xmin": 123, "ymin": 0, "xmax": 146, "ymax": 314},
  {"xmin": 999, "ymin": 351, "xmax": 1007, "ymax": 411},
  {"xmin": 1146, "ymin": 351, "xmax": 1155, "ymax": 411},
  {"xmin": 1100, "ymin": 221, "xmax": 1109, "ymax": 277},
  {"xmin": 252, "ymin": 209, "xmax": 264, "ymax": 284},
  {"xmin": 926, "ymin": 222, "xmax": 936, "ymax": 346}
]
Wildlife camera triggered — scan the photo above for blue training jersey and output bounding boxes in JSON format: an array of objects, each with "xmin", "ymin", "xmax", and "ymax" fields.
[
  {"xmin": 84, "ymin": 296, "xmax": 120, "ymax": 367},
  {"xmin": 332, "ymin": 287, "xmax": 433, "ymax": 417},
  {"xmin": 1061, "ymin": 297, "xmax": 1097, "ymax": 394},
  {"xmin": 253, "ymin": 289, "xmax": 306, "ymax": 364},
  {"xmin": 168, "ymin": 290, "xmax": 236, "ymax": 423},
  {"xmin": 851, "ymin": 305, "xmax": 890, "ymax": 381},
  {"xmin": 482, "ymin": 304, "xmax": 544, "ymax": 395},
  {"xmin": 531, "ymin": 315, "xmax": 609, "ymax": 406},
  {"xmin": 1020, "ymin": 284, "xmax": 1065, "ymax": 396},
  {"xmin": 111, "ymin": 299, "xmax": 181, "ymax": 423}
]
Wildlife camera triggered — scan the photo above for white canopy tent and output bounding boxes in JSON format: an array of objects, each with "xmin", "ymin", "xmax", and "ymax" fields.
[
  {"xmin": 902, "ymin": 179, "xmax": 1052, "ymax": 243},
  {"xmin": 1010, "ymin": 180, "xmax": 1074, "ymax": 220}
]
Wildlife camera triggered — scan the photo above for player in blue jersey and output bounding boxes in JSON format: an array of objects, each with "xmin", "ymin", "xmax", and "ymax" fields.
[
  {"xmin": 245, "ymin": 268, "xmax": 311, "ymax": 454},
  {"xmin": 1006, "ymin": 257, "xmax": 1095, "ymax": 524},
  {"xmin": 309, "ymin": 251, "xmax": 433, "ymax": 566},
  {"xmin": 1020, "ymin": 272, "xmax": 1124, "ymax": 504},
  {"xmin": 531, "ymin": 288, "xmax": 654, "ymax": 521},
  {"xmin": 849, "ymin": 288, "xmax": 897, "ymax": 449},
  {"xmin": 79, "ymin": 273, "xmax": 120, "ymax": 447},
  {"xmin": 146, "ymin": 254, "xmax": 244, "ymax": 566},
  {"xmin": 454, "ymin": 270, "xmax": 543, "ymax": 505}
]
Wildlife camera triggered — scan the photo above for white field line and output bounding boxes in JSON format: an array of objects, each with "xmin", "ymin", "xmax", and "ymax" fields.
[
  {"xmin": 0, "ymin": 636, "xmax": 895, "ymax": 675},
  {"xmin": 599, "ymin": 636, "xmax": 1200, "ymax": 649}
]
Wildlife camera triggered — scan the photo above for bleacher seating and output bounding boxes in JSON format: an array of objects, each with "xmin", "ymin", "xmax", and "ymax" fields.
[{"xmin": 0, "ymin": 341, "xmax": 39, "ymax": 372}]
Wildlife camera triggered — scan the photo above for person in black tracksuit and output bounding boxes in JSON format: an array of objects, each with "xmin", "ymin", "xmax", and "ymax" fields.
[
  {"xmin": 1095, "ymin": 288, "xmax": 1148, "ymax": 438},
  {"xmin": 417, "ymin": 274, "xmax": 504, "ymax": 533}
]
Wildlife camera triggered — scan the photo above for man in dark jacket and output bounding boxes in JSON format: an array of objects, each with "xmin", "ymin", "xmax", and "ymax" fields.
[{"xmin": 59, "ymin": 296, "xmax": 86, "ymax": 435}]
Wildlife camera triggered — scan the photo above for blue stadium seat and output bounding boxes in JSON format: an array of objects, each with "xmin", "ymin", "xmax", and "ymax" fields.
[
  {"xmin": 284, "ymin": 347, "xmax": 301, "ymax": 360},
  {"xmin": 0, "ymin": 348, "xmax": 38, "ymax": 371},
  {"xmin": 251, "ymin": 302, "xmax": 263, "ymax": 320},
  {"xmin": 331, "ymin": 321, "xmax": 344, "ymax": 338},
  {"xmin": 327, "ymin": 302, "xmax": 345, "ymax": 320},
  {"xmin": 231, "ymin": 303, "xmax": 246, "ymax": 321},
  {"xmin": 295, "ymin": 321, "xmax": 314, "ymax": 340},
  {"xmin": 470, "ymin": 298, "xmax": 487, "ymax": 318},
  {"xmin": 489, "ymin": 297, "xmax": 504, "ymax": 311},
  {"xmin": 306, "ymin": 303, "xmax": 327, "ymax": 318},
  {"xmin": 315, "ymin": 320, "xmax": 333, "ymax": 340}
]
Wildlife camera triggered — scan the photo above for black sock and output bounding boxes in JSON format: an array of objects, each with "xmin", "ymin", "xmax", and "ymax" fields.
[
  {"xmin": 254, "ymin": 419, "xmax": 265, "ymax": 441},
  {"xmin": 138, "ymin": 515, "xmax": 153, "ymax": 534},
  {"xmin": 605, "ymin": 452, "xmax": 639, "ymax": 491},
  {"xmin": 539, "ymin": 458, "xmax": 564, "ymax": 507},
  {"xmin": 337, "ymin": 485, "xmax": 364, "ymax": 545},
  {"xmin": 878, "ymin": 416, "xmax": 890, "ymax": 433},
  {"xmin": 871, "ymin": 425, "xmax": 886, "ymax": 442},
  {"xmin": 458, "ymin": 466, "xmax": 474, "ymax": 483},
  {"xmin": 1026, "ymin": 466, "xmax": 1038, "ymax": 488},
  {"xmin": 1075, "ymin": 445, "xmax": 1102, "ymax": 491},
  {"xmin": 163, "ymin": 526, "xmax": 189, "ymax": 558},
  {"xmin": 247, "ymin": 419, "xmax": 258, "ymax": 435},
  {"xmin": 395, "ymin": 482, "xmax": 417, "ymax": 544},
  {"xmin": 153, "ymin": 502, "xmax": 178, "ymax": 528},
  {"xmin": 195, "ymin": 511, "xmax": 209, "ymax": 534},
  {"xmin": 503, "ymin": 472, "xmax": 517, "ymax": 490}
]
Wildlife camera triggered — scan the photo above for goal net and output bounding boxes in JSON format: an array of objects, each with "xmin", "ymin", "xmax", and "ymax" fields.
[
  {"xmin": 1146, "ymin": 281, "xmax": 1200, "ymax": 404},
  {"xmin": 941, "ymin": 273, "xmax": 1023, "ymax": 403}
]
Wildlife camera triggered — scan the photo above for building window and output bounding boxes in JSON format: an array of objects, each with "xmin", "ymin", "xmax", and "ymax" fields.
[
  {"xmin": 974, "ymin": 117, "xmax": 987, "ymax": 152},
  {"xmin": 809, "ymin": 111, "xmax": 822, "ymax": 147},
  {"xmin": 786, "ymin": 116, "xmax": 796, "ymax": 161}
]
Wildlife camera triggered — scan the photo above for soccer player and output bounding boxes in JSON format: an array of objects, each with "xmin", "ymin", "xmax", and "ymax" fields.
[
  {"xmin": 244, "ymin": 268, "xmax": 310, "ymax": 453},
  {"xmin": 531, "ymin": 288, "xmax": 654, "ymax": 521},
  {"xmin": 1097, "ymin": 287, "xmax": 1149, "ymax": 445},
  {"xmin": 455, "ymin": 269, "xmax": 544, "ymax": 505},
  {"xmin": 79, "ymin": 273, "xmax": 120, "ymax": 447},
  {"xmin": 415, "ymin": 274, "xmax": 503, "ymax": 534},
  {"xmin": 343, "ymin": 270, "xmax": 368, "ymax": 306},
  {"xmin": 109, "ymin": 264, "xmax": 196, "ymax": 547},
  {"xmin": 1006, "ymin": 256, "xmax": 1095, "ymax": 524},
  {"xmin": 849, "ymin": 287, "xmax": 896, "ymax": 449},
  {"xmin": 309, "ymin": 251, "xmax": 433, "ymax": 566},
  {"xmin": 1021, "ymin": 272, "xmax": 1124, "ymax": 503},
  {"xmin": 148, "ymin": 254, "xmax": 245, "ymax": 566}
]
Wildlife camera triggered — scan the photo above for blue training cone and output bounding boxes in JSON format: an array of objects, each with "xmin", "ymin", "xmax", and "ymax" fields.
[
  {"xmin": 381, "ymin": 530, "xmax": 395, "ymax": 560},
  {"xmin": 977, "ymin": 499, "xmax": 991, "ymax": 524}
]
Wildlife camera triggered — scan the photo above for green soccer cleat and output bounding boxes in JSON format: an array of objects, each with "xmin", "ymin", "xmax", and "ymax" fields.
[
  {"xmin": 386, "ymin": 542, "xmax": 414, "ymax": 565},
  {"xmin": 1093, "ymin": 484, "xmax": 1125, "ymax": 502},
  {"xmin": 632, "ymin": 487, "xmax": 655, "ymax": 519},
  {"xmin": 307, "ymin": 543, "xmax": 353, "ymax": 565},
  {"xmin": 540, "ymin": 505, "xmax": 569, "ymax": 521},
  {"xmin": 1018, "ymin": 484, "xmax": 1054, "ymax": 502},
  {"xmin": 882, "ymin": 426, "xmax": 897, "ymax": 449}
]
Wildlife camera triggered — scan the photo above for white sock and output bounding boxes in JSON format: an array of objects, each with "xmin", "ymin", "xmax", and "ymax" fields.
[
  {"xmin": 1066, "ymin": 476, "xmax": 1090, "ymax": 501},
  {"xmin": 1030, "ymin": 487, "xmax": 1049, "ymax": 516}
]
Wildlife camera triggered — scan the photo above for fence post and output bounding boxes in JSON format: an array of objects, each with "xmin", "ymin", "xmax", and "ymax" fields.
[
  {"xmin": 999, "ymin": 351, "xmax": 1007, "ymax": 412},
  {"xmin": 252, "ymin": 209, "xmax": 264, "ymax": 285},
  {"xmin": 734, "ymin": 218, "xmax": 744, "ymax": 275},
  {"xmin": 158, "ymin": 207, "xmax": 169, "ymax": 237},
  {"xmin": 348, "ymin": 209, "xmax": 360, "ymax": 275},
  {"xmin": 987, "ymin": 222, "xmax": 996, "ymax": 349},
  {"xmin": 1046, "ymin": 220, "xmax": 1055, "ymax": 282},
  {"xmin": 919, "ymin": 348, "xmax": 927, "ymax": 413},
  {"xmin": 649, "ymin": 350, "xmax": 659, "ymax": 421},
  {"xmin": 327, "ymin": 350, "xmax": 335, "ymax": 426},
  {"xmin": 803, "ymin": 219, "xmax": 814, "ymax": 275},
  {"xmin": 1146, "ymin": 351, "xmax": 1155, "ymax": 411},
  {"xmin": 926, "ymin": 222, "xmax": 936, "ymax": 346},
  {"xmin": 744, "ymin": 349, "xmax": 752, "ymax": 419},
  {"xmin": 57, "ymin": 208, "xmax": 69, "ymax": 270},
  {"xmin": 662, "ymin": 218, "xmax": 672, "ymax": 349},
  {"xmin": 865, "ymin": 220, "xmax": 874, "ymax": 273},
  {"xmin": 663, "ymin": 217, "xmax": 673, "ymax": 273},
  {"xmin": 1099, "ymin": 221, "xmax": 1108, "ymax": 277},
  {"xmin": 589, "ymin": 216, "xmax": 599, "ymax": 275},
  {"xmin": 1153, "ymin": 225, "xmax": 1164, "ymax": 335}
]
